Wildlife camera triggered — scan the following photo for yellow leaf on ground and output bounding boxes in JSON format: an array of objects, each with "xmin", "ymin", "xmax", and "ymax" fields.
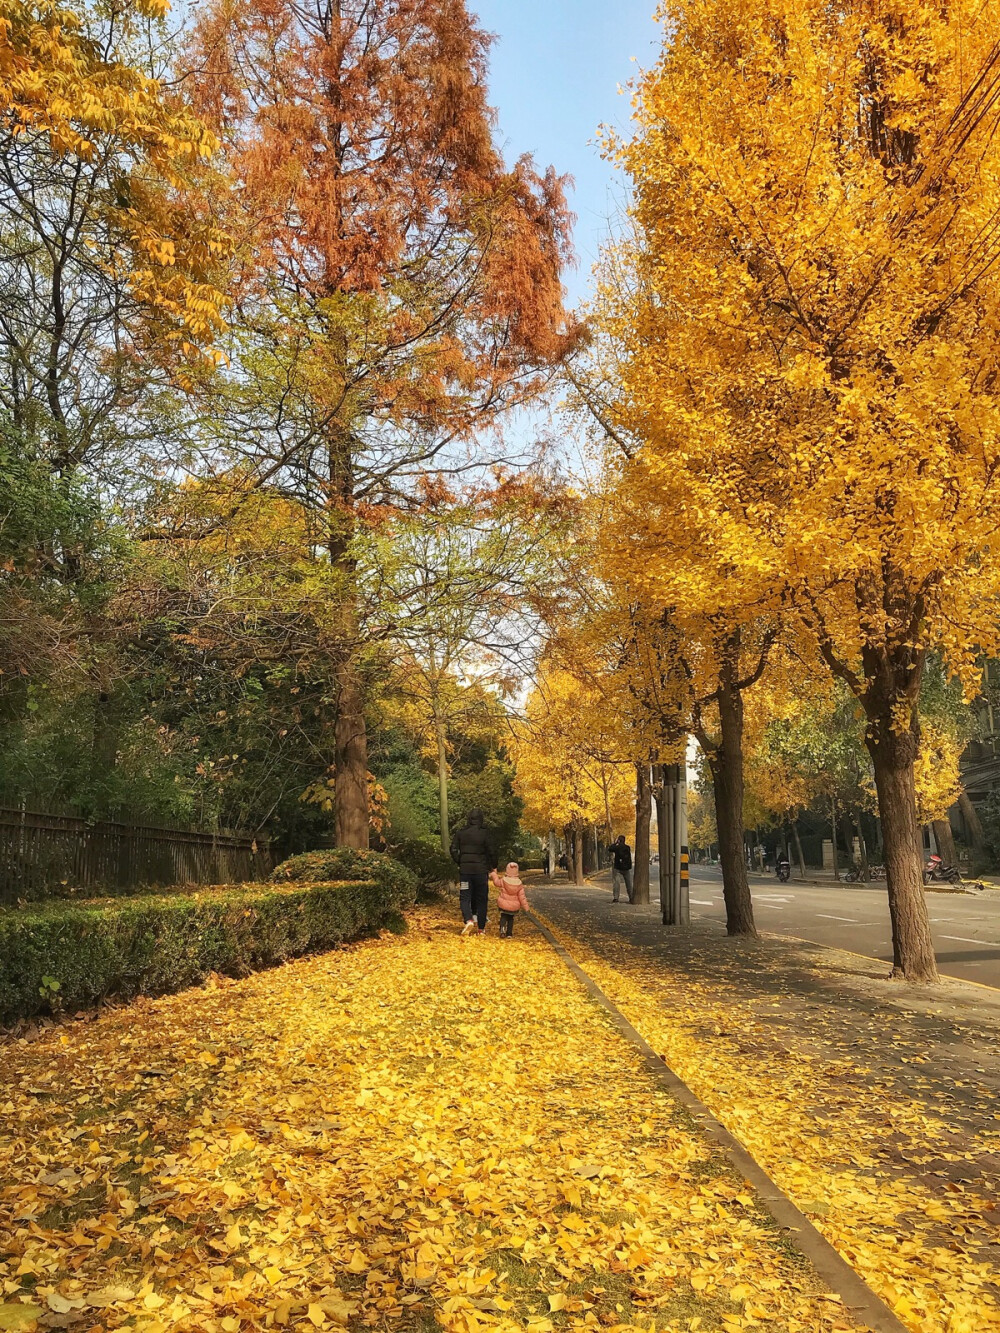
[{"xmin": 0, "ymin": 1306, "xmax": 42, "ymax": 1331}]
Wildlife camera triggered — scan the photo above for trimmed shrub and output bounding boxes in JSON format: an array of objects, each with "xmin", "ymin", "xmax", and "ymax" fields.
[
  {"xmin": 0, "ymin": 878, "xmax": 398, "ymax": 1024},
  {"xmin": 270, "ymin": 847, "xmax": 418, "ymax": 907},
  {"xmin": 390, "ymin": 839, "xmax": 459, "ymax": 899}
]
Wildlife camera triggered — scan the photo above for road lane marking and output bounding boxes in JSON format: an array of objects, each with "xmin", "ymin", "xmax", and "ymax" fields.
[
  {"xmin": 940, "ymin": 934, "xmax": 1000, "ymax": 946},
  {"xmin": 817, "ymin": 914, "xmax": 858, "ymax": 922},
  {"xmin": 690, "ymin": 899, "xmax": 715, "ymax": 906}
]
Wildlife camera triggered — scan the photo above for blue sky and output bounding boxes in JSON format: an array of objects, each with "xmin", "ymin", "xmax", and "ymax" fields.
[{"xmin": 471, "ymin": 1, "xmax": 663, "ymax": 307}]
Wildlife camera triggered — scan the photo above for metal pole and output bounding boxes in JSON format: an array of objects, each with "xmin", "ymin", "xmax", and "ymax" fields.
[
  {"xmin": 663, "ymin": 764, "xmax": 682, "ymax": 925},
  {"xmin": 654, "ymin": 765, "xmax": 667, "ymax": 920},
  {"xmin": 670, "ymin": 777, "xmax": 678, "ymax": 924},
  {"xmin": 678, "ymin": 767, "xmax": 690, "ymax": 926}
]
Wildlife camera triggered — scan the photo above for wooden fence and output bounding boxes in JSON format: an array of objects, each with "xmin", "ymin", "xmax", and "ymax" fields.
[{"xmin": 0, "ymin": 808, "xmax": 272, "ymax": 901}]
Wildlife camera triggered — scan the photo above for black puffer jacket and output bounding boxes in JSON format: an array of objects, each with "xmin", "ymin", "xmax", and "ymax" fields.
[
  {"xmin": 450, "ymin": 812, "xmax": 498, "ymax": 876},
  {"xmin": 612, "ymin": 842, "xmax": 633, "ymax": 872}
]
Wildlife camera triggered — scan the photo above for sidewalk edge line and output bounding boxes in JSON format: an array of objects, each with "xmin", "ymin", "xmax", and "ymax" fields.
[
  {"xmin": 574, "ymin": 876, "xmax": 1000, "ymax": 996},
  {"xmin": 528, "ymin": 912, "xmax": 910, "ymax": 1333},
  {"xmin": 765, "ymin": 931, "xmax": 1000, "ymax": 996}
]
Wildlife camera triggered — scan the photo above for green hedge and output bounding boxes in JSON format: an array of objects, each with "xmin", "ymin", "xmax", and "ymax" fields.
[
  {"xmin": 0, "ymin": 878, "xmax": 405, "ymax": 1024},
  {"xmin": 389, "ymin": 839, "xmax": 459, "ymax": 898},
  {"xmin": 270, "ymin": 847, "xmax": 419, "ymax": 902}
]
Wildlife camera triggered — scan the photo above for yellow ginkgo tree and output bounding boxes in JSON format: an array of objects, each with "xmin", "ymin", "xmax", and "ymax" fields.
[
  {"xmin": 514, "ymin": 662, "xmax": 635, "ymax": 884},
  {"xmin": 604, "ymin": 0, "xmax": 1000, "ymax": 980},
  {"xmin": 0, "ymin": 0, "xmax": 229, "ymax": 361}
]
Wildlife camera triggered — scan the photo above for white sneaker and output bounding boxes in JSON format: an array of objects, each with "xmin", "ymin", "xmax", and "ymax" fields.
[{"xmin": 461, "ymin": 920, "xmax": 476, "ymax": 936}]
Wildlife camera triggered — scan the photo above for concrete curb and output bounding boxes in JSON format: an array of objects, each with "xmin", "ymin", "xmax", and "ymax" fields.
[{"xmin": 529, "ymin": 912, "xmax": 910, "ymax": 1333}]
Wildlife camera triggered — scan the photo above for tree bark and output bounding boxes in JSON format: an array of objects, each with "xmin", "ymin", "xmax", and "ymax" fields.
[
  {"xmin": 704, "ymin": 646, "xmax": 757, "ymax": 937},
  {"xmin": 584, "ymin": 821, "xmax": 600, "ymax": 874},
  {"xmin": 958, "ymin": 790, "xmax": 985, "ymax": 852},
  {"xmin": 334, "ymin": 660, "xmax": 370, "ymax": 849},
  {"xmin": 633, "ymin": 762, "xmax": 651, "ymax": 905},
  {"xmin": 866, "ymin": 725, "xmax": 938, "ymax": 982},
  {"xmin": 572, "ymin": 821, "xmax": 585, "ymax": 885},
  {"xmin": 830, "ymin": 795, "xmax": 840, "ymax": 880},
  {"xmin": 91, "ymin": 671, "xmax": 120, "ymax": 820},
  {"xmin": 791, "ymin": 818, "xmax": 806, "ymax": 880},
  {"xmin": 547, "ymin": 829, "xmax": 557, "ymax": 879},
  {"xmin": 434, "ymin": 714, "xmax": 449, "ymax": 854},
  {"xmin": 841, "ymin": 810, "xmax": 856, "ymax": 867},
  {"xmin": 654, "ymin": 765, "xmax": 670, "ymax": 918},
  {"xmin": 852, "ymin": 810, "xmax": 870, "ymax": 879},
  {"xmin": 932, "ymin": 817, "xmax": 957, "ymax": 870}
]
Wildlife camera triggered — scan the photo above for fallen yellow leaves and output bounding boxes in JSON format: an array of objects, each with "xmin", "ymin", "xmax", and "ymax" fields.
[
  {"xmin": 0, "ymin": 909, "xmax": 861, "ymax": 1333},
  {"xmin": 532, "ymin": 907, "xmax": 1000, "ymax": 1333}
]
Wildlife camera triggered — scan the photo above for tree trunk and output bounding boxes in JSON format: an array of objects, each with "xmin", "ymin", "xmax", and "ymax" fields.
[
  {"xmin": 434, "ymin": 715, "xmax": 449, "ymax": 855},
  {"xmin": 705, "ymin": 651, "xmax": 757, "ymax": 937},
  {"xmin": 583, "ymin": 825, "xmax": 597, "ymax": 875},
  {"xmin": 634, "ymin": 762, "xmax": 651, "ymax": 905},
  {"xmin": 91, "ymin": 680, "xmax": 120, "ymax": 819},
  {"xmin": 653, "ymin": 765, "xmax": 668, "ymax": 916},
  {"xmin": 932, "ymin": 817, "xmax": 957, "ymax": 870},
  {"xmin": 867, "ymin": 726, "xmax": 938, "ymax": 982},
  {"xmin": 327, "ymin": 415, "xmax": 370, "ymax": 849},
  {"xmin": 852, "ymin": 810, "xmax": 870, "ymax": 879},
  {"xmin": 841, "ymin": 810, "xmax": 856, "ymax": 868},
  {"xmin": 572, "ymin": 822, "xmax": 585, "ymax": 885},
  {"xmin": 958, "ymin": 791, "xmax": 984, "ymax": 852},
  {"xmin": 547, "ymin": 829, "xmax": 557, "ymax": 879},
  {"xmin": 791, "ymin": 818, "xmax": 806, "ymax": 880},
  {"xmin": 334, "ymin": 660, "xmax": 370, "ymax": 849},
  {"xmin": 830, "ymin": 795, "xmax": 840, "ymax": 880}
]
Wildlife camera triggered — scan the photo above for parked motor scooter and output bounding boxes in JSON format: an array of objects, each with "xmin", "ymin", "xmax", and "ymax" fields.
[{"xmin": 923, "ymin": 854, "xmax": 962, "ymax": 885}]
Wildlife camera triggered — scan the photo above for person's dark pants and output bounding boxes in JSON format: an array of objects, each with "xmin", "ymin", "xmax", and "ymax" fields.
[
  {"xmin": 612, "ymin": 867, "xmax": 633, "ymax": 902},
  {"xmin": 460, "ymin": 873, "xmax": 490, "ymax": 930},
  {"xmin": 499, "ymin": 911, "xmax": 516, "ymax": 938}
]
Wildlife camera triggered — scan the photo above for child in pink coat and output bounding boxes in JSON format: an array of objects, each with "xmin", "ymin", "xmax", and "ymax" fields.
[{"xmin": 491, "ymin": 862, "xmax": 530, "ymax": 938}]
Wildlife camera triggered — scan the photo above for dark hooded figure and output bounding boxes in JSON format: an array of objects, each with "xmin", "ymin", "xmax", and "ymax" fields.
[{"xmin": 450, "ymin": 809, "xmax": 498, "ymax": 935}]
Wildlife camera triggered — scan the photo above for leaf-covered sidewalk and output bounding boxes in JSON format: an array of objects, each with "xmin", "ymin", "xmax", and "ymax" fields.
[
  {"xmin": 531, "ymin": 884, "xmax": 1000, "ymax": 1333},
  {"xmin": 0, "ymin": 909, "xmax": 861, "ymax": 1333}
]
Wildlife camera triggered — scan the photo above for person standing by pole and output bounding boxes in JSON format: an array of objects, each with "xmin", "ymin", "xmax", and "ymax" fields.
[{"xmin": 611, "ymin": 835, "xmax": 634, "ymax": 904}]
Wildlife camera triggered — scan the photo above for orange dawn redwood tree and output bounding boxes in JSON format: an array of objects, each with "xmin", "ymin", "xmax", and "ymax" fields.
[{"xmin": 186, "ymin": 0, "xmax": 574, "ymax": 848}]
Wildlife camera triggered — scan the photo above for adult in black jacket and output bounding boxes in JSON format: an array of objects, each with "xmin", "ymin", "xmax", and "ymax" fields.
[
  {"xmin": 611, "ymin": 835, "xmax": 634, "ymax": 904},
  {"xmin": 450, "ymin": 809, "xmax": 498, "ymax": 934}
]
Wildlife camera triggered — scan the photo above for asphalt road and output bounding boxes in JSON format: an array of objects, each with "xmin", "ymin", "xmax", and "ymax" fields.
[{"xmin": 646, "ymin": 864, "xmax": 1000, "ymax": 987}]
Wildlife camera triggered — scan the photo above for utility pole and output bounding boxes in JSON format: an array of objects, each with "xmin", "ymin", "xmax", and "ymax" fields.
[
  {"xmin": 662, "ymin": 763, "xmax": 690, "ymax": 926},
  {"xmin": 664, "ymin": 768, "xmax": 675, "ymax": 925},
  {"xmin": 654, "ymin": 765, "xmax": 668, "ymax": 921},
  {"xmin": 678, "ymin": 765, "xmax": 690, "ymax": 926}
]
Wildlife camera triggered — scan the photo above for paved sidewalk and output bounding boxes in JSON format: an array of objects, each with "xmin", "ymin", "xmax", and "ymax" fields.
[
  {"xmin": 530, "ymin": 879, "xmax": 1000, "ymax": 1332},
  {"xmin": 1, "ymin": 905, "xmax": 872, "ymax": 1333}
]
